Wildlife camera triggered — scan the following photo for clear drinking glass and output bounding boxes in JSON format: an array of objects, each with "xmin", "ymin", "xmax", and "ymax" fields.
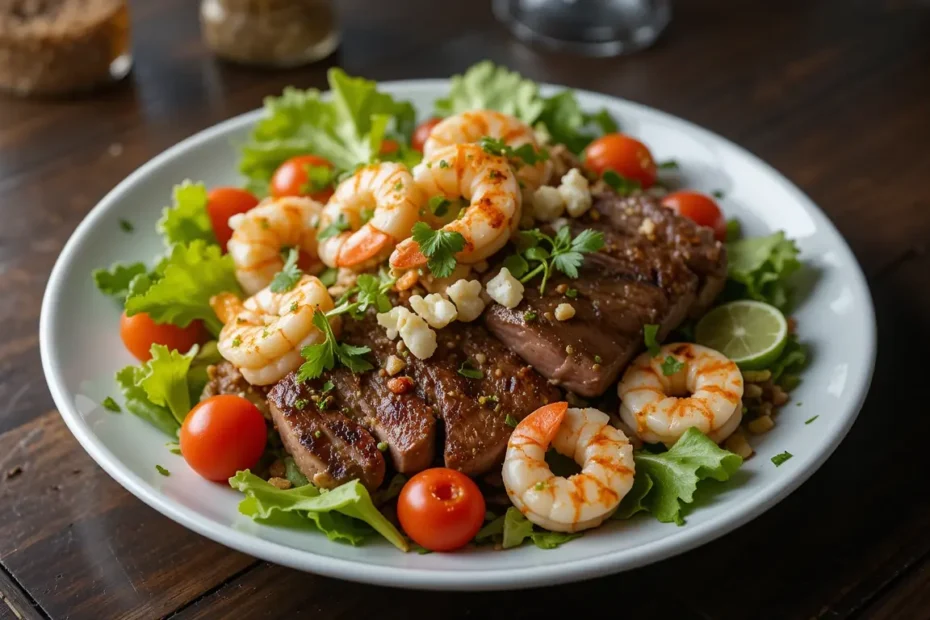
[{"xmin": 493, "ymin": 0, "xmax": 671, "ymax": 57}]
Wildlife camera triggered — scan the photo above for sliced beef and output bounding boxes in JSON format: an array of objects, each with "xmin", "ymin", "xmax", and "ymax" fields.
[
  {"xmin": 267, "ymin": 373, "xmax": 385, "ymax": 492},
  {"xmin": 200, "ymin": 361, "xmax": 271, "ymax": 417},
  {"xmin": 484, "ymin": 191, "xmax": 726, "ymax": 398},
  {"xmin": 400, "ymin": 319, "xmax": 562, "ymax": 476}
]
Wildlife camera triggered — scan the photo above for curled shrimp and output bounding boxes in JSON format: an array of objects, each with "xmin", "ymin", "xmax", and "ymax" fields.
[
  {"xmin": 317, "ymin": 163, "xmax": 423, "ymax": 271},
  {"xmin": 423, "ymin": 110, "xmax": 551, "ymax": 191},
  {"xmin": 389, "ymin": 143, "xmax": 521, "ymax": 270},
  {"xmin": 502, "ymin": 402, "xmax": 636, "ymax": 533},
  {"xmin": 213, "ymin": 275, "xmax": 338, "ymax": 386},
  {"xmin": 618, "ymin": 343, "xmax": 744, "ymax": 446},
  {"xmin": 227, "ymin": 196, "xmax": 324, "ymax": 295}
]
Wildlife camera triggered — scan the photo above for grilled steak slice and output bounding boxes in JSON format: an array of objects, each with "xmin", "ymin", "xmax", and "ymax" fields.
[
  {"xmin": 267, "ymin": 373, "xmax": 385, "ymax": 491},
  {"xmin": 400, "ymin": 319, "xmax": 562, "ymax": 475},
  {"xmin": 326, "ymin": 317, "xmax": 437, "ymax": 474},
  {"xmin": 200, "ymin": 361, "xmax": 271, "ymax": 417},
  {"xmin": 484, "ymin": 191, "xmax": 726, "ymax": 398}
]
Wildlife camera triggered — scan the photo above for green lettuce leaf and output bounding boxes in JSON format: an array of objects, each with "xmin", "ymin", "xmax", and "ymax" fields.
[
  {"xmin": 138, "ymin": 344, "xmax": 198, "ymax": 425},
  {"xmin": 769, "ymin": 334, "xmax": 808, "ymax": 385},
  {"xmin": 725, "ymin": 231, "xmax": 801, "ymax": 310},
  {"xmin": 240, "ymin": 68, "xmax": 416, "ymax": 193},
  {"xmin": 616, "ymin": 428, "xmax": 742, "ymax": 525},
  {"xmin": 229, "ymin": 471, "xmax": 409, "ymax": 551},
  {"xmin": 124, "ymin": 240, "xmax": 241, "ymax": 336},
  {"xmin": 156, "ymin": 181, "xmax": 216, "ymax": 247},
  {"xmin": 536, "ymin": 90, "xmax": 619, "ymax": 154},
  {"xmin": 476, "ymin": 507, "xmax": 580, "ymax": 549},
  {"xmin": 114, "ymin": 365, "xmax": 179, "ymax": 436},
  {"xmin": 186, "ymin": 341, "xmax": 222, "ymax": 403},
  {"xmin": 92, "ymin": 262, "xmax": 149, "ymax": 302}
]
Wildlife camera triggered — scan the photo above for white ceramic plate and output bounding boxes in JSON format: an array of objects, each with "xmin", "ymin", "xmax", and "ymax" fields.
[{"xmin": 40, "ymin": 80, "xmax": 876, "ymax": 591}]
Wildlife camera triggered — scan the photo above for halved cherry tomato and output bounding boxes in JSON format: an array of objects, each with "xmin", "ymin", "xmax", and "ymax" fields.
[
  {"xmin": 379, "ymin": 138, "xmax": 400, "ymax": 155},
  {"xmin": 206, "ymin": 187, "xmax": 260, "ymax": 250},
  {"xmin": 661, "ymin": 191, "xmax": 727, "ymax": 241},
  {"xmin": 411, "ymin": 117, "xmax": 442, "ymax": 153},
  {"xmin": 180, "ymin": 395, "xmax": 267, "ymax": 482},
  {"xmin": 119, "ymin": 311, "xmax": 206, "ymax": 362},
  {"xmin": 584, "ymin": 133, "xmax": 658, "ymax": 188},
  {"xmin": 397, "ymin": 467, "xmax": 485, "ymax": 552},
  {"xmin": 270, "ymin": 154, "xmax": 335, "ymax": 202}
]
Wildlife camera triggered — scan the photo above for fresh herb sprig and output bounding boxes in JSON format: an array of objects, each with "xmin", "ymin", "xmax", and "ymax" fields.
[
  {"xmin": 270, "ymin": 248, "xmax": 302, "ymax": 293},
  {"xmin": 317, "ymin": 213, "xmax": 350, "ymax": 241},
  {"xmin": 479, "ymin": 136, "xmax": 550, "ymax": 167},
  {"xmin": 300, "ymin": 164, "xmax": 335, "ymax": 195},
  {"xmin": 411, "ymin": 222, "xmax": 466, "ymax": 278},
  {"xmin": 502, "ymin": 227, "xmax": 604, "ymax": 294}
]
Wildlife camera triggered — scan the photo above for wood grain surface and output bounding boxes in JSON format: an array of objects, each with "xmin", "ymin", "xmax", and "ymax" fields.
[{"xmin": 1, "ymin": 0, "xmax": 928, "ymax": 618}]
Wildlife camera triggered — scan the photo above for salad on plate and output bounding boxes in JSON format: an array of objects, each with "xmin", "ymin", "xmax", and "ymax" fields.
[{"xmin": 93, "ymin": 62, "xmax": 807, "ymax": 553}]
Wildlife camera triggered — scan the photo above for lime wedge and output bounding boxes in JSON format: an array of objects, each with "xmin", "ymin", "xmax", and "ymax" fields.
[{"xmin": 695, "ymin": 300, "xmax": 788, "ymax": 370}]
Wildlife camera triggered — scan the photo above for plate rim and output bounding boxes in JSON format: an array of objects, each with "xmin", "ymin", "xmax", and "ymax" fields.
[{"xmin": 39, "ymin": 78, "xmax": 877, "ymax": 591}]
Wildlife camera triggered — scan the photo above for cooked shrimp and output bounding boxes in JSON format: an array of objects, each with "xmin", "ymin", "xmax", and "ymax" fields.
[
  {"xmin": 214, "ymin": 275, "xmax": 338, "ymax": 386},
  {"xmin": 502, "ymin": 402, "xmax": 635, "ymax": 533},
  {"xmin": 227, "ymin": 196, "xmax": 324, "ymax": 295},
  {"xmin": 618, "ymin": 343, "xmax": 744, "ymax": 446},
  {"xmin": 389, "ymin": 143, "xmax": 521, "ymax": 270},
  {"xmin": 317, "ymin": 163, "xmax": 423, "ymax": 271},
  {"xmin": 423, "ymin": 110, "xmax": 552, "ymax": 191}
]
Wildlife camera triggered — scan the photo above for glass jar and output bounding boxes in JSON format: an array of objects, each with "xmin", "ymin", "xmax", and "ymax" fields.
[
  {"xmin": 200, "ymin": 0, "xmax": 339, "ymax": 68},
  {"xmin": 0, "ymin": 0, "xmax": 132, "ymax": 97}
]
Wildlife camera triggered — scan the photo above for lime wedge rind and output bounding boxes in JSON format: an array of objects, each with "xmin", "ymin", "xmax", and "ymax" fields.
[{"xmin": 695, "ymin": 300, "xmax": 788, "ymax": 370}]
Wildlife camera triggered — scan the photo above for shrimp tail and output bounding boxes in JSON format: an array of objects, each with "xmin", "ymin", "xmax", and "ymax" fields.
[
  {"xmin": 337, "ymin": 225, "xmax": 393, "ymax": 268},
  {"xmin": 389, "ymin": 238, "xmax": 428, "ymax": 270},
  {"xmin": 516, "ymin": 401, "xmax": 568, "ymax": 444}
]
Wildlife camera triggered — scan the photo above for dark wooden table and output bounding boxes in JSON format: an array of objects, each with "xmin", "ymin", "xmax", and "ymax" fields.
[{"xmin": 2, "ymin": 1, "xmax": 929, "ymax": 618}]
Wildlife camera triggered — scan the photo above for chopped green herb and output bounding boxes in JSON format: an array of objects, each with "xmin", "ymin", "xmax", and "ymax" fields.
[
  {"xmin": 478, "ymin": 135, "xmax": 549, "ymax": 167},
  {"xmin": 102, "ymin": 396, "xmax": 121, "ymax": 413},
  {"xmin": 643, "ymin": 324, "xmax": 661, "ymax": 357},
  {"xmin": 322, "ymin": 380, "xmax": 334, "ymax": 394},
  {"xmin": 393, "ymin": 181, "xmax": 404, "ymax": 192},
  {"xmin": 712, "ymin": 189, "xmax": 726, "ymax": 199},
  {"xmin": 658, "ymin": 160, "xmax": 679, "ymax": 170},
  {"xmin": 155, "ymin": 465, "xmax": 170, "ymax": 477},
  {"xmin": 294, "ymin": 398, "xmax": 309, "ymax": 409},
  {"xmin": 661, "ymin": 355, "xmax": 684, "ymax": 376},
  {"xmin": 259, "ymin": 218, "xmax": 270, "ymax": 230},
  {"xmin": 602, "ymin": 170, "xmax": 642, "ymax": 196},
  {"xmin": 804, "ymin": 416, "xmax": 818, "ymax": 424},
  {"xmin": 510, "ymin": 227, "xmax": 604, "ymax": 293},
  {"xmin": 290, "ymin": 301, "xmax": 299, "ymax": 313},
  {"xmin": 458, "ymin": 361, "xmax": 484, "ymax": 379},
  {"xmin": 523, "ymin": 311, "xmax": 537, "ymax": 322},
  {"xmin": 565, "ymin": 288, "xmax": 578, "ymax": 298},
  {"xmin": 725, "ymin": 218, "xmax": 742, "ymax": 242},
  {"xmin": 299, "ymin": 165, "xmax": 334, "ymax": 195},
  {"xmin": 439, "ymin": 159, "xmax": 450, "ymax": 169},
  {"xmin": 771, "ymin": 451, "xmax": 793, "ymax": 466},
  {"xmin": 232, "ymin": 336, "xmax": 241, "ymax": 348},
  {"xmin": 166, "ymin": 441, "xmax": 181, "ymax": 455},
  {"xmin": 410, "ymin": 221, "xmax": 466, "ymax": 278},
  {"xmin": 269, "ymin": 248, "xmax": 302, "ymax": 293},
  {"xmin": 318, "ymin": 267, "xmax": 339, "ymax": 288},
  {"xmin": 594, "ymin": 355, "xmax": 603, "ymax": 364},
  {"xmin": 298, "ymin": 311, "xmax": 373, "ymax": 380},
  {"xmin": 428, "ymin": 195, "xmax": 452, "ymax": 217},
  {"xmin": 119, "ymin": 219, "xmax": 134, "ymax": 233},
  {"xmin": 377, "ymin": 441, "xmax": 388, "ymax": 452},
  {"xmin": 534, "ymin": 481, "xmax": 546, "ymax": 491},
  {"xmin": 314, "ymin": 430, "xmax": 322, "ymax": 438},
  {"xmin": 504, "ymin": 414, "xmax": 518, "ymax": 428},
  {"xmin": 317, "ymin": 395, "xmax": 332, "ymax": 410},
  {"xmin": 317, "ymin": 213, "xmax": 350, "ymax": 241},
  {"xmin": 360, "ymin": 207, "xmax": 375, "ymax": 224}
]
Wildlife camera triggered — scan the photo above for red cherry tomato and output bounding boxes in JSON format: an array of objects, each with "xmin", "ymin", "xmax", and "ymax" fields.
[
  {"xmin": 397, "ymin": 468, "xmax": 486, "ymax": 552},
  {"xmin": 584, "ymin": 133, "xmax": 658, "ymax": 188},
  {"xmin": 119, "ymin": 311, "xmax": 206, "ymax": 362},
  {"xmin": 379, "ymin": 138, "xmax": 400, "ymax": 155},
  {"xmin": 270, "ymin": 154, "xmax": 335, "ymax": 202},
  {"xmin": 411, "ymin": 117, "xmax": 442, "ymax": 153},
  {"xmin": 661, "ymin": 191, "xmax": 727, "ymax": 241},
  {"xmin": 206, "ymin": 187, "xmax": 259, "ymax": 250},
  {"xmin": 180, "ymin": 395, "xmax": 267, "ymax": 482}
]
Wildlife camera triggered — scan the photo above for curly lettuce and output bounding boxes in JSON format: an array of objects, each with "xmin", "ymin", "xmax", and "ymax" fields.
[
  {"xmin": 156, "ymin": 181, "xmax": 215, "ymax": 248},
  {"xmin": 725, "ymin": 231, "xmax": 801, "ymax": 310}
]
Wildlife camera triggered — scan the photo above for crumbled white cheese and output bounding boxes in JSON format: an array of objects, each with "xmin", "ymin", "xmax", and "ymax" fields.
[
  {"xmin": 558, "ymin": 168, "xmax": 592, "ymax": 217},
  {"xmin": 385, "ymin": 355, "xmax": 406, "ymax": 376},
  {"xmin": 554, "ymin": 303, "xmax": 576, "ymax": 321},
  {"xmin": 486, "ymin": 267, "xmax": 525, "ymax": 309},
  {"xmin": 550, "ymin": 217, "xmax": 570, "ymax": 232},
  {"xmin": 638, "ymin": 217, "xmax": 657, "ymax": 239},
  {"xmin": 532, "ymin": 185, "xmax": 565, "ymax": 222},
  {"xmin": 376, "ymin": 307, "xmax": 415, "ymax": 340},
  {"xmin": 447, "ymin": 279, "xmax": 486, "ymax": 322},
  {"xmin": 398, "ymin": 313, "xmax": 437, "ymax": 360},
  {"xmin": 409, "ymin": 293, "xmax": 457, "ymax": 329}
]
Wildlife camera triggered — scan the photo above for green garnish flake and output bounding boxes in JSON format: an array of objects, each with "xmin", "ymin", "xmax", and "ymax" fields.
[
  {"xmin": 602, "ymin": 170, "xmax": 642, "ymax": 196},
  {"xmin": 565, "ymin": 288, "xmax": 578, "ymax": 298},
  {"xmin": 771, "ymin": 451, "xmax": 793, "ymax": 466},
  {"xmin": 232, "ymin": 336, "xmax": 241, "ymax": 347},
  {"xmin": 478, "ymin": 135, "xmax": 549, "ymax": 167},
  {"xmin": 594, "ymin": 355, "xmax": 603, "ymax": 364},
  {"xmin": 410, "ymin": 221, "xmax": 466, "ymax": 278},
  {"xmin": 439, "ymin": 159, "xmax": 450, "ymax": 169},
  {"xmin": 102, "ymin": 396, "xmax": 121, "ymax": 413},
  {"xmin": 290, "ymin": 301, "xmax": 299, "ymax": 313},
  {"xmin": 712, "ymin": 189, "xmax": 726, "ymax": 199},
  {"xmin": 377, "ymin": 441, "xmax": 388, "ymax": 452},
  {"xmin": 458, "ymin": 361, "xmax": 483, "ymax": 379},
  {"xmin": 506, "ymin": 227, "xmax": 604, "ymax": 294},
  {"xmin": 299, "ymin": 164, "xmax": 334, "ymax": 195},
  {"xmin": 360, "ymin": 207, "xmax": 375, "ymax": 224},
  {"xmin": 658, "ymin": 160, "xmax": 679, "ymax": 170},
  {"xmin": 428, "ymin": 195, "xmax": 452, "ymax": 217},
  {"xmin": 317, "ymin": 213, "xmax": 350, "ymax": 241},
  {"xmin": 166, "ymin": 441, "xmax": 181, "ymax": 455},
  {"xmin": 643, "ymin": 324, "xmax": 661, "ymax": 357},
  {"xmin": 318, "ymin": 267, "xmax": 339, "ymax": 288},
  {"xmin": 504, "ymin": 414, "xmax": 518, "ymax": 428},
  {"xmin": 298, "ymin": 311, "xmax": 373, "ymax": 381},
  {"xmin": 119, "ymin": 219, "xmax": 134, "ymax": 233},
  {"xmin": 313, "ymin": 430, "xmax": 322, "ymax": 438},
  {"xmin": 725, "ymin": 218, "xmax": 742, "ymax": 242},
  {"xmin": 534, "ymin": 481, "xmax": 546, "ymax": 491},
  {"xmin": 660, "ymin": 355, "xmax": 684, "ymax": 376},
  {"xmin": 804, "ymin": 416, "xmax": 818, "ymax": 424},
  {"xmin": 155, "ymin": 465, "xmax": 170, "ymax": 477},
  {"xmin": 322, "ymin": 380, "xmax": 335, "ymax": 394},
  {"xmin": 294, "ymin": 398, "xmax": 309, "ymax": 409},
  {"xmin": 523, "ymin": 311, "xmax": 537, "ymax": 322},
  {"xmin": 270, "ymin": 248, "xmax": 302, "ymax": 293},
  {"xmin": 393, "ymin": 181, "xmax": 404, "ymax": 192}
]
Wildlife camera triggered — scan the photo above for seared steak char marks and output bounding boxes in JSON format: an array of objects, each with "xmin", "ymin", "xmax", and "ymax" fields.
[
  {"xmin": 484, "ymin": 192, "xmax": 726, "ymax": 398},
  {"xmin": 267, "ymin": 374, "xmax": 386, "ymax": 492}
]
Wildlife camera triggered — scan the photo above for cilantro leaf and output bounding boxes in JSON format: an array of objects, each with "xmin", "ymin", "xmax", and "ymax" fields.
[
  {"xmin": 602, "ymin": 170, "xmax": 642, "ymax": 196},
  {"xmin": 771, "ymin": 451, "xmax": 793, "ymax": 466},
  {"xmin": 428, "ymin": 195, "xmax": 452, "ymax": 217},
  {"xmin": 504, "ymin": 414, "xmax": 518, "ymax": 428},
  {"xmin": 410, "ymin": 222, "xmax": 466, "ymax": 278},
  {"xmin": 457, "ymin": 361, "xmax": 483, "ymax": 379},
  {"xmin": 298, "ymin": 312, "xmax": 337, "ymax": 381},
  {"xmin": 502, "ymin": 253, "xmax": 529, "ymax": 279},
  {"xmin": 318, "ymin": 267, "xmax": 339, "ymax": 287},
  {"xmin": 616, "ymin": 428, "xmax": 742, "ymax": 525},
  {"xmin": 335, "ymin": 342, "xmax": 374, "ymax": 373},
  {"xmin": 661, "ymin": 355, "xmax": 684, "ymax": 376},
  {"xmin": 93, "ymin": 262, "xmax": 149, "ymax": 303},
  {"xmin": 725, "ymin": 231, "xmax": 801, "ymax": 310},
  {"xmin": 478, "ymin": 136, "xmax": 549, "ymax": 167},
  {"xmin": 550, "ymin": 252, "xmax": 584, "ymax": 279},
  {"xmin": 270, "ymin": 248, "xmax": 302, "ymax": 293},
  {"xmin": 124, "ymin": 240, "xmax": 241, "ymax": 336},
  {"xmin": 643, "ymin": 324, "xmax": 661, "ymax": 357},
  {"xmin": 317, "ymin": 213, "xmax": 350, "ymax": 241},
  {"xmin": 156, "ymin": 181, "xmax": 216, "ymax": 247},
  {"xmin": 570, "ymin": 228, "xmax": 606, "ymax": 254},
  {"xmin": 536, "ymin": 90, "xmax": 618, "ymax": 154},
  {"xmin": 515, "ymin": 227, "xmax": 603, "ymax": 293}
]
